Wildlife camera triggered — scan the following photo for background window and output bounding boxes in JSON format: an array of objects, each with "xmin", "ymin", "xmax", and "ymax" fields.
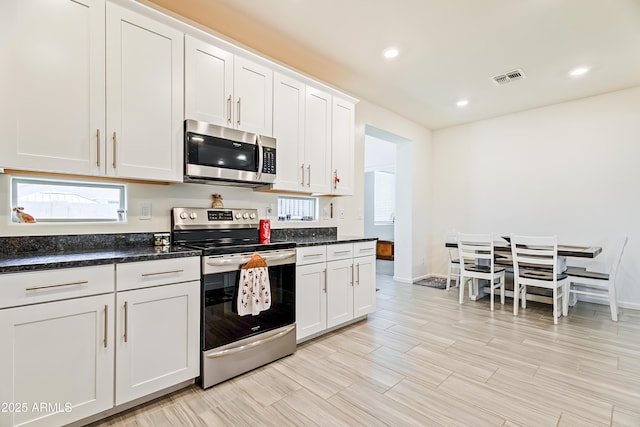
[
  {"xmin": 11, "ymin": 177, "xmax": 126, "ymax": 223},
  {"xmin": 277, "ymin": 196, "xmax": 317, "ymax": 221},
  {"xmin": 374, "ymin": 171, "xmax": 395, "ymax": 224}
]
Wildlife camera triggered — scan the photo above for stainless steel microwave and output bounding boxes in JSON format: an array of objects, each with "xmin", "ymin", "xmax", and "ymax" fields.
[{"xmin": 184, "ymin": 120, "xmax": 276, "ymax": 188}]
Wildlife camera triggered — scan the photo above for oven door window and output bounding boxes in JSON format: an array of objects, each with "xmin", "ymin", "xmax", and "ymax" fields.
[
  {"xmin": 187, "ymin": 133, "xmax": 257, "ymax": 172},
  {"xmin": 202, "ymin": 263, "xmax": 295, "ymax": 350}
]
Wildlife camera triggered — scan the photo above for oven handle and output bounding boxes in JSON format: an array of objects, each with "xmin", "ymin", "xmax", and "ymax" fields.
[
  {"xmin": 205, "ymin": 325, "xmax": 296, "ymax": 359},
  {"xmin": 205, "ymin": 251, "xmax": 296, "ymax": 267}
]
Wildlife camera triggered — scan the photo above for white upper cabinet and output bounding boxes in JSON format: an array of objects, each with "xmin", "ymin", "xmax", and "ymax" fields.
[
  {"xmin": 0, "ymin": 0, "xmax": 105, "ymax": 175},
  {"xmin": 331, "ymin": 97, "xmax": 355, "ymax": 195},
  {"xmin": 304, "ymin": 86, "xmax": 332, "ymax": 194},
  {"xmin": 272, "ymin": 72, "xmax": 305, "ymax": 192},
  {"xmin": 185, "ymin": 35, "xmax": 273, "ymax": 136},
  {"xmin": 0, "ymin": 0, "xmax": 184, "ymax": 182},
  {"xmin": 234, "ymin": 56, "xmax": 273, "ymax": 136},
  {"xmin": 185, "ymin": 35, "xmax": 233, "ymax": 127},
  {"xmin": 106, "ymin": 2, "xmax": 184, "ymax": 182}
]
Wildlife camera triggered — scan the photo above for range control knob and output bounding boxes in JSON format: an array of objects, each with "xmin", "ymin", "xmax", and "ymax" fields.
[
  {"xmin": 242, "ymin": 212, "xmax": 249, "ymax": 219},
  {"xmin": 249, "ymin": 212, "xmax": 257, "ymax": 219},
  {"xmin": 235, "ymin": 212, "xmax": 242, "ymax": 219},
  {"xmin": 189, "ymin": 212, "xmax": 197, "ymax": 220},
  {"xmin": 179, "ymin": 212, "xmax": 187, "ymax": 220}
]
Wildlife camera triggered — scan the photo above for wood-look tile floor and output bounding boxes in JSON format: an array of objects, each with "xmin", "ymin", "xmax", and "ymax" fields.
[{"xmin": 93, "ymin": 275, "xmax": 640, "ymax": 426}]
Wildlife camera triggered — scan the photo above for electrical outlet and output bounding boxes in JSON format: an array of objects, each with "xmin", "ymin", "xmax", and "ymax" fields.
[
  {"xmin": 140, "ymin": 202, "xmax": 152, "ymax": 220},
  {"xmin": 339, "ymin": 209, "xmax": 345, "ymax": 219}
]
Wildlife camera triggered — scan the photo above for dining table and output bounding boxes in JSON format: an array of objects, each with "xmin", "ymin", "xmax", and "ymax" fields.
[{"xmin": 445, "ymin": 238, "xmax": 603, "ymax": 302}]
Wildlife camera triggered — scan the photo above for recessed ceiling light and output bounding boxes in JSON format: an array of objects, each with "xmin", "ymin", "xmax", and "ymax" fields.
[
  {"xmin": 383, "ymin": 48, "xmax": 399, "ymax": 59},
  {"xmin": 569, "ymin": 66, "xmax": 589, "ymax": 77},
  {"xmin": 456, "ymin": 99, "xmax": 469, "ymax": 107}
]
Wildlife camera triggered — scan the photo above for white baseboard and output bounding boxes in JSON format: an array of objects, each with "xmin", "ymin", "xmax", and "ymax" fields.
[{"xmin": 392, "ymin": 275, "xmax": 414, "ymax": 283}]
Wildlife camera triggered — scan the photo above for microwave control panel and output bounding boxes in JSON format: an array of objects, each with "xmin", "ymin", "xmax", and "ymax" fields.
[{"xmin": 262, "ymin": 147, "xmax": 276, "ymax": 174}]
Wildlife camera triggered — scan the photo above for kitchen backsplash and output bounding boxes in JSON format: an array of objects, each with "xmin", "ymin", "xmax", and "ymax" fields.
[{"xmin": 271, "ymin": 227, "xmax": 337, "ymax": 241}]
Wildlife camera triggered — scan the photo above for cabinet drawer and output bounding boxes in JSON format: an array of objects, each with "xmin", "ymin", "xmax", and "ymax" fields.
[
  {"xmin": 354, "ymin": 241, "xmax": 377, "ymax": 257},
  {"xmin": 326, "ymin": 243, "xmax": 353, "ymax": 261},
  {"xmin": 0, "ymin": 265, "xmax": 114, "ymax": 309},
  {"xmin": 116, "ymin": 257, "xmax": 200, "ymax": 291},
  {"xmin": 296, "ymin": 246, "xmax": 327, "ymax": 266}
]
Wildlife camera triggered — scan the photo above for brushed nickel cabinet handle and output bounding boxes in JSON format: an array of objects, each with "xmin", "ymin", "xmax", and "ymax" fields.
[
  {"xmin": 112, "ymin": 131, "xmax": 117, "ymax": 169},
  {"xmin": 350, "ymin": 265, "xmax": 354, "ymax": 286},
  {"xmin": 123, "ymin": 301, "xmax": 129, "ymax": 343},
  {"xmin": 236, "ymin": 97, "xmax": 241, "ymax": 125},
  {"xmin": 140, "ymin": 269, "xmax": 184, "ymax": 277},
  {"xmin": 25, "ymin": 280, "xmax": 89, "ymax": 291},
  {"xmin": 322, "ymin": 269, "xmax": 327, "ymax": 293},
  {"xmin": 307, "ymin": 164, "xmax": 311, "ymax": 187},
  {"xmin": 227, "ymin": 95, "xmax": 232, "ymax": 124},
  {"xmin": 333, "ymin": 169, "xmax": 338, "ymax": 189},
  {"xmin": 356, "ymin": 263, "xmax": 360, "ymax": 285},
  {"xmin": 103, "ymin": 304, "xmax": 108, "ymax": 348},
  {"xmin": 96, "ymin": 129, "xmax": 101, "ymax": 167},
  {"xmin": 300, "ymin": 164, "xmax": 305, "ymax": 186}
]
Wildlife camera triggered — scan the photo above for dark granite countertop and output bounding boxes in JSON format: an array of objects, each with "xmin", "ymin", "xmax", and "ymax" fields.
[
  {"xmin": 284, "ymin": 236, "xmax": 378, "ymax": 247},
  {"xmin": 0, "ymin": 246, "xmax": 201, "ymax": 274}
]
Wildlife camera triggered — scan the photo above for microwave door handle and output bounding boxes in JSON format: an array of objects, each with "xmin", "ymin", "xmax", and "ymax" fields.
[{"xmin": 256, "ymin": 134, "xmax": 264, "ymax": 180}]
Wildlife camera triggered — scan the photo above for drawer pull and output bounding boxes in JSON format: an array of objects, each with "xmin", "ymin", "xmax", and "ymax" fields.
[
  {"xmin": 358, "ymin": 248, "xmax": 374, "ymax": 253},
  {"xmin": 303, "ymin": 253, "xmax": 324, "ymax": 258},
  {"xmin": 333, "ymin": 250, "xmax": 351, "ymax": 255},
  {"xmin": 25, "ymin": 280, "xmax": 89, "ymax": 291},
  {"xmin": 141, "ymin": 269, "xmax": 184, "ymax": 277}
]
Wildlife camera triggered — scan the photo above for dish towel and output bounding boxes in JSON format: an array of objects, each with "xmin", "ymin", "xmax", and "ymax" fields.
[{"xmin": 237, "ymin": 253, "xmax": 271, "ymax": 316}]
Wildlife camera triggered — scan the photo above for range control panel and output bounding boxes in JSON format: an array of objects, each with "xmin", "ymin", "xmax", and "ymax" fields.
[{"xmin": 172, "ymin": 207, "xmax": 259, "ymax": 229}]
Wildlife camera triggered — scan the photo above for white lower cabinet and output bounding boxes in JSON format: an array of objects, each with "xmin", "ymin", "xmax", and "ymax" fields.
[
  {"xmin": 115, "ymin": 281, "xmax": 200, "ymax": 405},
  {"xmin": 0, "ymin": 257, "xmax": 201, "ymax": 426},
  {"xmin": 0, "ymin": 266, "xmax": 115, "ymax": 427},
  {"xmin": 296, "ymin": 241, "xmax": 377, "ymax": 342},
  {"xmin": 115, "ymin": 257, "xmax": 200, "ymax": 405},
  {"xmin": 295, "ymin": 247, "xmax": 327, "ymax": 341}
]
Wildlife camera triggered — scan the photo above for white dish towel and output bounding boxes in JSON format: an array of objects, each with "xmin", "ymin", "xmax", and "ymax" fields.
[{"xmin": 237, "ymin": 253, "xmax": 271, "ymax": 316}]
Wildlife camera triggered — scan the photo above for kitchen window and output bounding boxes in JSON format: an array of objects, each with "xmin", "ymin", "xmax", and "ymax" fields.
[
  {"xmin": 277, "ymin": 196, "xmax": 317, "ymax": 221},
  {"xmin": 11, "ymin": 177, "xmax": 127, "ymax": 223}
]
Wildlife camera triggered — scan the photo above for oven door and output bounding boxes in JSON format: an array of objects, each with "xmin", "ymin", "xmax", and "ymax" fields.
[{"xmin": 202, "ymin": 251, "xmax": 295, "ymax": 351}]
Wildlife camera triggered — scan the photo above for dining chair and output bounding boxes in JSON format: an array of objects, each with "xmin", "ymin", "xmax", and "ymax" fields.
[
  {"xmin": 566, "ymin": 236, "xmax": 628, "ymax": 321},
  {"xmin": 456, "ymin": 233, "xmax": 505, "ymax": 311},
  {"xmin": 510, "ymin": 234, "xmax": 569, "ymax": 324},
  {"xmin": 445, "ymin": 235, "xmax": 460, "ymax": 290}
]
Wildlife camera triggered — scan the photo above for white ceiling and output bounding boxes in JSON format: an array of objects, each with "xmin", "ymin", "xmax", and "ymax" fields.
[{"xmin": 150, "ymin": 0, "xmax": 640, "ymax": 130}]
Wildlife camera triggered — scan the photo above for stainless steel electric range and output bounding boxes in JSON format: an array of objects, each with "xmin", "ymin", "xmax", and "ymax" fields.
[{"xmin": 171, "ymin": 207, "xmax": 296, "ymax": 388}]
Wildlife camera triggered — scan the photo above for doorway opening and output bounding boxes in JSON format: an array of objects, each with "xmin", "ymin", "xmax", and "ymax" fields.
[{"xmin": 364, "ymin": 125, "xmax": 409, "ymax": 278}]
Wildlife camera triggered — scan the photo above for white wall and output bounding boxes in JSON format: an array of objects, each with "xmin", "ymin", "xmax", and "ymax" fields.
[
  {"xmin": 341, "ymin": 99, "xmax": 433, "ymax": 282},
  {"xmin": 431, "ymin": 86, "xmax": 640, "ymax": 309}
]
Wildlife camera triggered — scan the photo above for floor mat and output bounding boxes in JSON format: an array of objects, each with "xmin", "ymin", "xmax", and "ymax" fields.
[{"xmin": 413, "ymin": 277, "xmax": 452, "ymax": 289}]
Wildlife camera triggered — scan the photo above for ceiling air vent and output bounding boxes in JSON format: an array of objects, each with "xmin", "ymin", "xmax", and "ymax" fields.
[{"xmin": 491, "ymin": 68, "xmax": 526, "ymax": 86}]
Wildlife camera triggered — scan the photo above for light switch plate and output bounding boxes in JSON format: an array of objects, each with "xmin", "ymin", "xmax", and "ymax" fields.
[{"xmin": 140, "ymin": 201, "xmax": 152, "ymax": 220}]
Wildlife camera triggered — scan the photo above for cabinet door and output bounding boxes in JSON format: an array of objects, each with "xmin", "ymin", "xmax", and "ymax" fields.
[
  {"xmin": 326, "ymin": 258, "xmax": 354, "ymax": 328},
  {"xmin": 115, "ymin": 281, "xmax": 199, "ymax": 405},
  {"xmin": 354, "ymin": 255, "xmax": 377, "ymax": 318},
  {"xmin": 295, "ymin": 263, "xmax": 326, "ymax": 341},
  {"xmin": 0, "ymin": 0, "xmax": 105, "ymax": 175},
  {"xmin": 0, "ymin": 295, "xmax": 114, "ymax": 427},
  {"xmin": 331, "ymin": 97, "xmax": 355, "ymax": 195},
  {"xmin": 304, "ymin": 87, "xmax": 332, "ymax": 194},
  {"xmin": 272, "ymin": 72, "xmax": 305, "ymax": 192},
  {"xmin": 106, "ymin": 2, "xmax": 184, "ymax": 182},
  {"xmin": 233, "ymin": 56, "xmax": 273, "ymax": 136},
  {"xmin": 185, "ymin": 35, "xmax": 234, "ymax": 127}
]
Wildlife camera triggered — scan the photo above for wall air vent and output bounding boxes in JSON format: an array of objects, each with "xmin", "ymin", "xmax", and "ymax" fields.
[{"xmin": 491, "ymin": 68, "xmax": 526, "ymax": 86}]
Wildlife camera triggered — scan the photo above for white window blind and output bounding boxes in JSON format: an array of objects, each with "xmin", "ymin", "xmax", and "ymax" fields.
[
  {"xmin": 277, "ymin": 196, "xmax": 317, "ymax": 221},
  {"xmin": 374, "ymin": 171, "xmax": 395, "ymax": 224}
]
